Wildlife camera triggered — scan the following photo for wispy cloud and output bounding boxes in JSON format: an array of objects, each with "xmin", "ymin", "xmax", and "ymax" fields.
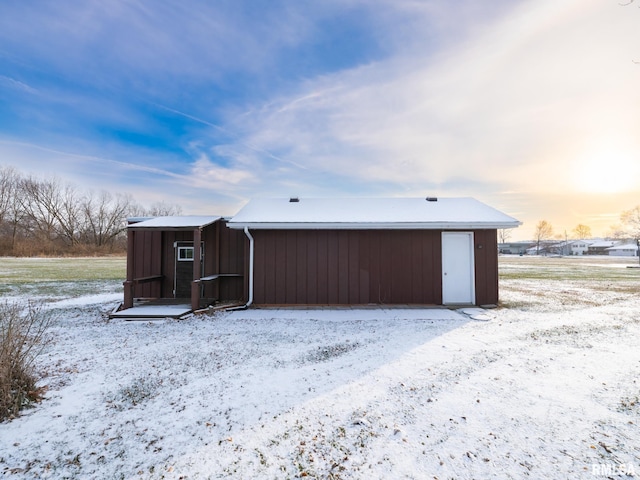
[
  {"xmin": 0, "ymin": 75, "xmax": 38, "ymax": 94},
  {"xmin": 217, "ymin": 0, "xmax": 640, "ymax": 202},
  {"xmin": 0, "ymin": 140, "xmax": 184, "ymax": 180},
  {"xmin": 189, "ymin": 154, "xmax": 255, "ymax": 187},
  {"xmin": 153, "ymin": 103, "xmax": 309, "ymax": 172},
  {"xmin": 1, "ymin": 0, "xmax": 639, "ymax": 239}
]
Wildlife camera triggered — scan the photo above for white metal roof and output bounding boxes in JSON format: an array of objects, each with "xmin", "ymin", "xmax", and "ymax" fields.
[
  {"xmin": 227, "ymin": 197, "xmax": 521, "ymax": 230},
  {"xmin": 128, "ymin": 215, "xmax": 221, "ymax": 229},
  {"xmin": 588, "ymin": 240, "xmax": 617, "ymax": 248},
  {"xmin": 606, "ymin": 243, "xmax": 639, "ymax": 250}
]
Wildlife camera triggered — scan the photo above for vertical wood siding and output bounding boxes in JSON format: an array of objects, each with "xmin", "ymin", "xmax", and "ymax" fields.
[
  {"xmin": 252, "ymin": 230, "xmax": 445, "ymax": 305},
  {"xmin": 251, "ymin": 229, "xmax": 498, "ymax": 306},
  {"xmin": 132, "ymin": 230, "xmax": 163, "ymax": 298},
  {"xmin": 131, "ymin": 225, "xmax": 498, "ymax": 306},
  {"xmin": 473, "ymin": 229, "xmax": 498, "ymax": 305},
  {"xmin": 130, "ymin": 220, "xmax": 246, "ymax": 302},
  {"xmin": 216, "ymin": 221, "xmax": 246, "ymax": 301}
]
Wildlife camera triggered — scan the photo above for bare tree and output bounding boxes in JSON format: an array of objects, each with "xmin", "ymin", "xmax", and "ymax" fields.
[
  {"xmin": 19, "ymin": 176, "xmax": 61, "ymax": 245},
  {"xmin": 498, "ymin": 228, "xmax": 513, "ymax": 244},
  {"xmin": 54, "ymin": 184, "xmax": 83, "ymax": 246},
  {"xmin": 0, "ymin": 167, "xmax": 24, "ymax": 253},
  {"xmin": 82, "ymin": 191, "xmax": 133, "ymax": 248},
  {"xmin": 18, "ymin": 176, "xmax": 85, "ymax": 248},
  {"xmin": 0, "ymin": 165, "xmax": 184, "ymax": 254},
  {"xmin": 573, "ymin": 224, "xmax": 592, "ymax": 239},
  {"xmin": 146, "ymin": 201, "xmax": 183, "ymax": 217},
  {"xmin": 0, "ymin": 166, "xmax": 19, "ymax": 226},
  {"xmin": 534, "ymin": 220, "xmax": 553, "ymax": 255},
  {"xmin": 621, "ymin": 205, "xmax": 640, "ymax": 240},
  {"xmin": 607, "ymin": 223, "xmax": 628, "ymax": 240}
]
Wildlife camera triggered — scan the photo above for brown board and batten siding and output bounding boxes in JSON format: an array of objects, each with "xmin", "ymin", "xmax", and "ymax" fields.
[
  {"xmin": 127, "ymin": 218, "xmax": 246, "ymax": 304},
  {"xmin": 131, "ymin": 229, "xmax": 163, "ymax": 298},
  {"xmin": 251, "ymin": 228, "xmax": 499, "ymax": 306},
  {"xmin": 216, "ymin": 221, "xmax": 246, "ymax": 301},
  {"xmin": 473, "ymin": 229, "xmax": 499, "ymax": 306}
]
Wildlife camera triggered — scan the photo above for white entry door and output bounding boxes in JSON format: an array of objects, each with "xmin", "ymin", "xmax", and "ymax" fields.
[{"xmin": 442, "ymin": 232, "xmax": 475, "ymax": 305}]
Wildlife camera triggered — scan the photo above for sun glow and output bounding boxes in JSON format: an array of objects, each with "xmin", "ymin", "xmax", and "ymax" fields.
[{"xmin": 573, "ymin": 146, "xmax": 639, "ymax": 194}]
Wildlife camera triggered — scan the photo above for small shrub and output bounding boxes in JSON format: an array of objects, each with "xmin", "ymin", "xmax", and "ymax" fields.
[{"xmin": 0, "ymin": 301, "xmax": 53, "ymax": 421}]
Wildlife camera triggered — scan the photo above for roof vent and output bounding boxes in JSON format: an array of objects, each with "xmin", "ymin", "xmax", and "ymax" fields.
[
  {"xmin": 425, "ymin": 197, "xmax": 438, "ymax": 202},
  {"xmin": 289, "ymin": 197, "xmax": 300, "ymax": 203}
]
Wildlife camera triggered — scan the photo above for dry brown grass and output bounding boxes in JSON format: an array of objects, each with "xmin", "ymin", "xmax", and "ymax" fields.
[{"xmin": 0, "ymin": 301, "xmax": 53, "ymax": 421}]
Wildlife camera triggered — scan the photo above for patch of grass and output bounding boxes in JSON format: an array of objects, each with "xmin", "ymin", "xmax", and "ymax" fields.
[
  {"xmin": 499, "ymin": 256, "xmax": 639, "ymax": 282},
  {"xmin": 106, "ymin": 376, "xmax": 162, "ymax": 410},
  {"xmin": 619, "ymin": 394, "xmax": 640, "ymax": 413},
  {"xmin": 0, "ymin": 280, "xmax": 122, "ymax": 300},
  {"xmin": 0, "ymin": 257, "xmax": 126, "ymax": 284},
  {"xmin": 499, "ymin": 256, "xmax": 640, "ymax": 310},
  {"xmin": 0, "ymin": 257, "xmax": 125, "ymax": 300},
  {"xmin": 304, "ymin": 342, "xmax": 360, "ymax": 363}
]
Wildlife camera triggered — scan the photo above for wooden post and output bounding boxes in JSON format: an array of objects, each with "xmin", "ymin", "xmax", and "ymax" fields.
[
  {"xmin": 191, "ymin": 227, "xmax": 202, "ymax": 311},
  {"xmin": 123, "ymin": 229, "xmax": 135, "ymax": 309},
  {"xmin": 214, "ymin": 220, "xmax": 221, "ymax": 300}
]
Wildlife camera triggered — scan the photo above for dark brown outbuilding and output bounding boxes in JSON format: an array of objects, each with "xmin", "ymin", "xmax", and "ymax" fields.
[
  {"xmin": 119, "ymin": 197, "xmax": 520, "ymax": 314},
  {"xmin": 228, "ymin": 197, "xmax": 521, "ymax": 308}
]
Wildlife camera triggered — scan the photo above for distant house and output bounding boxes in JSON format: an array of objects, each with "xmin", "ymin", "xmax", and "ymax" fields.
[
  {"xmin": 549, "ymin": 240, "xmax": 592, "ymax": 256},
  {"xmin": 498, "ymin": 242, "xmax": 533, "ymax": 255},
  {"xmin": 569, "ymin": 240, "xmax": 592, "ymax": 256},
  {"xmin": 228, "ymin": 197, "xmax": 520, "ymax": 307},
  {"xmin": 548, "ymin": 240, "xmax": 572, "ymax": 256},
  {"xmin": 586, "ymin": 240, "xmax": 618, "ymax": 255},
  {"xmin": 525, "ymin": 240, "xmax": 556, "ymax": 256},
  {"xmin": 606, "ymin": 243, "xmax": 639, "ymax": 257}
]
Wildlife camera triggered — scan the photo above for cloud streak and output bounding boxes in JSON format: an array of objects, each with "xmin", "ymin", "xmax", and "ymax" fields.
[
  {"xmin": 1, "ymin": 0, "xmax": 639, "ymax": 239},
  {"xmin": 209, "ymin": 0, "xmax": 640, "ymax": 236}
]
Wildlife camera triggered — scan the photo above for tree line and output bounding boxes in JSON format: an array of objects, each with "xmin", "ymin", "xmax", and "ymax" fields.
[{"xmin": 0, "ymin": 166, "xmax": 182, "ymax": 256}]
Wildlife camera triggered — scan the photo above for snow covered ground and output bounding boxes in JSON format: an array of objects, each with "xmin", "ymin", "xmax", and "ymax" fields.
[{"xmin": 1, "ymin": 256, "xmax": 639, "ymax": 479}]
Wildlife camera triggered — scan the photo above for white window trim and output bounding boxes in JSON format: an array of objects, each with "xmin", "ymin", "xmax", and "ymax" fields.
[{"xmin": 177, "ymin": 246, "xmax": 194, "ymax": 261}]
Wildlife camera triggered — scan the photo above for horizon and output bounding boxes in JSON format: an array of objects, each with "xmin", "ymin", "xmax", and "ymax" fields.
[{"xmin": 1, "ymin": 0, "xmax": 639, "ymax": 241}]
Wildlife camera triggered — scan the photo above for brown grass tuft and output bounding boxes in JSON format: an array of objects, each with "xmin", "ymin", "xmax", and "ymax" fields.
[{"xmin": 0, "ymin": 301, "xmax": 53, "ymax": 421}]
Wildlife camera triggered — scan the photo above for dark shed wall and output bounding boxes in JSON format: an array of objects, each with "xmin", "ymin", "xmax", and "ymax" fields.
[
  {"xmin": 252, "ymin": 229, "xmax": 443, "ymax": 305},
  {"xmin": 473, "ymin": 229, "xmax": 499, "ymax": 305},
  {"xmin": 130, "ymin": 220, "xmax": 246, "ymax": 302},
  {"xmin": 251, "ymin": 228, "xmax": 499, "ymax": 306},
  {"xmin": 216, "ymin": 222, "xmax": 246, "ymax": 301},
  {"xmin": 132, "ymin": 230, "xmax": 163, "ymax": 298}
]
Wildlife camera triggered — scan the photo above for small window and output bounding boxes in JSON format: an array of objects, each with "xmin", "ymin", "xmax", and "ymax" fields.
[{"xmin": 178, "ymin": 246, "xmax": 194, "ymax": 261}]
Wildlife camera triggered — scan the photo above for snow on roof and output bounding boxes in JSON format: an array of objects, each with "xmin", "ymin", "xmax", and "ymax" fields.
[
  {"xmin": 128, "ymin": 215, "xmax": 221, "ymax": 229},
  {"xmin": 606, "ymin": 243, "xmax": 639, "ymax": 250},
  {"xmin": 588, "ymin": 240, "xmax": 618, "ymax": 248},
  {"xmin": 228, "ymin": 197, "xmax": 521, "ymax": 230}
]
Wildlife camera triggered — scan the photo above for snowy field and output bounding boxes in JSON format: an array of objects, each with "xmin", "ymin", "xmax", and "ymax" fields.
[{"xmin": 1, "ymin": 255, "xmax": 639, "ymax": 479}]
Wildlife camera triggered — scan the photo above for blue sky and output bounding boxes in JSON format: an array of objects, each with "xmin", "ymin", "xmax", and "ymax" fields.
[{"xmin": 1, "ymin": 0, "xmax": 639, "ymax": 240}]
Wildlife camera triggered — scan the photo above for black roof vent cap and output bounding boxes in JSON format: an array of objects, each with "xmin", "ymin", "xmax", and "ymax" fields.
[
  {"xmin": 289, "ymin": 197, "xmax": 300, "ymax": 203},
  {"xmin": 425, "ymin": 197, "xmax": 438, "ymax": 202}
]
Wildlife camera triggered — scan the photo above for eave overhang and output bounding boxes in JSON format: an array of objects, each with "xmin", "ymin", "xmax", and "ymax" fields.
[{"xmin": 227, "ymin": 221, "xmax": 522, "ymax": 230}]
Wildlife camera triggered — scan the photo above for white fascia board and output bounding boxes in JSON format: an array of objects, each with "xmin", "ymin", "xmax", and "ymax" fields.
[
  {"xmin": 228, "ymin": 221, "xmax": 522, "ymax": 230},
  {"xmin": 129, "ymin": 216, "xmax": 221, "ymax": 229}
]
